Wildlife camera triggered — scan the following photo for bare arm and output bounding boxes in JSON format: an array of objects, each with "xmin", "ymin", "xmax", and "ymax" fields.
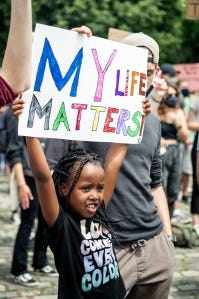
[
  {"xmin": 103, "ymin": 143, "xmax": 128, "ymax": 206},
  {"xmin": 151, "ymin": 185, "xmax": 172, "ymax": 235},
  {"xmin": 174, "ymin": 108, "xmax": 189, "ymax": 144},
  {"xmin": 0, "ymin": 0, "xmax": 32, "ymax": 93},
  {"xmin": 26, "ymin": 137, "xmax": 59, "ymax": 227}
]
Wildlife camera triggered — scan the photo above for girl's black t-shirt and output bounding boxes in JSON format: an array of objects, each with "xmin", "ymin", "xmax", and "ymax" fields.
[{"xmin": 46, "ymin": 205, "xmax": 126, "ymax": 299}]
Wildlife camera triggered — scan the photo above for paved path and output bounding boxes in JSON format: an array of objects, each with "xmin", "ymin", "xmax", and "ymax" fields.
[{"xmin": 0, "ymin": 175, "xmax": 199, "ymax": 299}]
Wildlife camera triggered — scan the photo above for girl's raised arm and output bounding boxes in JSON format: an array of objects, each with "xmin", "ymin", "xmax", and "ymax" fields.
[
  {"xmin": 26, "ymin": 137, "xmax": 59, "ymax": 227},
  {"xmin": 103, "ymin": 143, "xmax": 128, "ymax": 206},
  {"xmin": 1, "ymin": 0, "xmax": 32, "ymax": 93}
]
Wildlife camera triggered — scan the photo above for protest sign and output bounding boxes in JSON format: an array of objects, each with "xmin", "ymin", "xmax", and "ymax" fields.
[
  {"xmin": 108, "ymin": 27, "xmax": 131, "ymax": 42},
  {"xmin": 186, "ymin": 0, "xmax": 199, "ymax": 19},
  {"xmin": 19, "ymin": 24, "xmax": 148, "ymax": 144}
]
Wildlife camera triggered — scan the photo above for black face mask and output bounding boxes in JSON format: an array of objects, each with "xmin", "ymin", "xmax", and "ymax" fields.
[
  {"xmin": 164, "ymin": 94, "xmax": 177, "ymax": 108},
  {"xmin": 181, "ymin": 88, "xmax": 190, "ymax": 97}
]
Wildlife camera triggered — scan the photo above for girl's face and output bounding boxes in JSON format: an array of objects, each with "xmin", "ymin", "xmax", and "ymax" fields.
[{"xmin": 68, "ymin": 162, "xmax": 105, "ymax": 218}]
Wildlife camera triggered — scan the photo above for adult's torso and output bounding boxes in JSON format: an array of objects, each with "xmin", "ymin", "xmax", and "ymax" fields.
[{"xmin": 83, "ymin": 113, "xmax": 163, "ymax": 243}]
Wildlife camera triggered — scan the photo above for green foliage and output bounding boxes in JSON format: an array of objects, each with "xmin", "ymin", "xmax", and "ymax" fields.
[
  {"xmin": 0, "ymin": 0, "xmax": 199, "ymax": 64},
  {"xmin": 111, "ymin": 0, "xmax": 184, "ymax": 64},
  {"xmin": 180, "ymin": 18, "xmax": 199, "ymax": 62}
]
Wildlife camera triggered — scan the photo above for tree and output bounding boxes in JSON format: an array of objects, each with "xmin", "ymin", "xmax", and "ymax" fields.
[
  {"xmin": 110, "ymin": 0, "xmax": 184, "ymax": 64},
  {"xmin": 30, "ymin": 0, "xmax": 199, "ymax": 64},
  {"xmin": 180, "ymin": 18, "xmax": 199, "ymax": 62}
]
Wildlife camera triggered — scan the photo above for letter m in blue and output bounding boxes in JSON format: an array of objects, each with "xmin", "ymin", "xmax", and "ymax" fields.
[{"xmin": 34, "ymin": 38, "xmax": 83, "ymax": 97}]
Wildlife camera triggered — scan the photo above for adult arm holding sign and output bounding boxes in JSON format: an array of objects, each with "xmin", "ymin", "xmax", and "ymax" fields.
[{"xmin": 0, "ymin": 0, "xmax": 32, "ymax": 107}]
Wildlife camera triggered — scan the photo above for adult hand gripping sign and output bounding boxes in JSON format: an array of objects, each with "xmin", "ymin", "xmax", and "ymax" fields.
[{"xmin": 18, "ymin": 24, "xmax": 148, "ymax": 144}]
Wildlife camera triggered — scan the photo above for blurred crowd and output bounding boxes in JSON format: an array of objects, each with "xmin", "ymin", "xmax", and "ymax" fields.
[{"xmin": 148, "ymin": 62, "xmax": 199, "ymax": 234}]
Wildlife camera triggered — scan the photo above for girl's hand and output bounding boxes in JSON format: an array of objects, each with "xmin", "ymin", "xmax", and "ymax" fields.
[
  {"xmin": 12, "ymin": 97, "xmax": 25, "ymax": 118},
  {"xmin": 142, "ymin": 98, "xmax": 151, "ymax": 116},
  {"xmin": 71, "ymin": 25, "xmax": 92, "ymax": 37}
]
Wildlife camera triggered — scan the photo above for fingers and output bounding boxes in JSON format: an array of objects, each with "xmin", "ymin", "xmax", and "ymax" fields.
[
  {"xmin": 20, "ymin": 196, "xmax": 30, "ymax": 210},
  {"xmin": 20, "ymin": 192, "xmax": 34, "ymax": 209},
  {"xmin": 29, "ymin": 191, "xmax": 34, "ymax": 200},
  {"xmin": 71, "ymin": 25, "xmax": 92, "ymax": 37},
  {"xmin": 21, "ymin": 200, "xmax": 29, "ymax": 210},
  {"xmin": 12, "ymin": 97, "xmax": 25, "ymax": 117},
  {"xmin": 153, "ymin": 72, "xmax": 168, "ymax": 91},
  {"xmin": 142, "ymin": 98, "xmax": 151, "ymax": 116}
]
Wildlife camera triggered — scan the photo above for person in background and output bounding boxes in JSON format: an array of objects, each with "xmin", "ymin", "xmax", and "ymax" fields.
[
  {"xmin": 177, "ymin": 79, "xmax": 194, "ymax": 204},
  {"xmin": 0, "ymin": 0, "xmax": 32, "ymax": 106},
  {"xmin": 196, "ymin": 133, "xmax": 199, "ymax": 186},
  {"xmin": 83, "ymin": 32, "xmax": 175, "ymax": 299},
  {"xmin": 161, "ymin": 64, "xmax": 186, "ymax": 110},
  {"xmin": 0, "ymin": 105, "xmax": 20, "ymax": 223},
  {"xmin": 0, "ymin": 106, "xmax": 11, "ymax": 179},
  {"xmin": 5, "ymin": 104, "xmax": 58, "ymax": 287},
  {"xmin": 187, "ymin": 94, "xmax": 199, "ymax": 237},
  {"xmin": 161, "ymin": 63, "xmax": 180, "ymax": 83},
  {"xmin": 157, "ymin": 80, "xmax": 189, "ymax": 218}
]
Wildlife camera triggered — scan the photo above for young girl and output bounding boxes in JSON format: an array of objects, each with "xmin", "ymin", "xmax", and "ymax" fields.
[{"xmin": 13, "ymin": 101, "xmax": 129, "ymax": 298}]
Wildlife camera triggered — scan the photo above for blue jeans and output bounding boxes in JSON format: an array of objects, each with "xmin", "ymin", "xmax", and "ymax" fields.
[{"xmin": 11, "ymin": 176, "xmax": 48, "ymax": 276}]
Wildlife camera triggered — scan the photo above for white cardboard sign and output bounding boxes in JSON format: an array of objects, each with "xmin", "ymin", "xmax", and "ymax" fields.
[{"xmin": 19, "ymin": 24, "xmax": 148, "ymax": 144}]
